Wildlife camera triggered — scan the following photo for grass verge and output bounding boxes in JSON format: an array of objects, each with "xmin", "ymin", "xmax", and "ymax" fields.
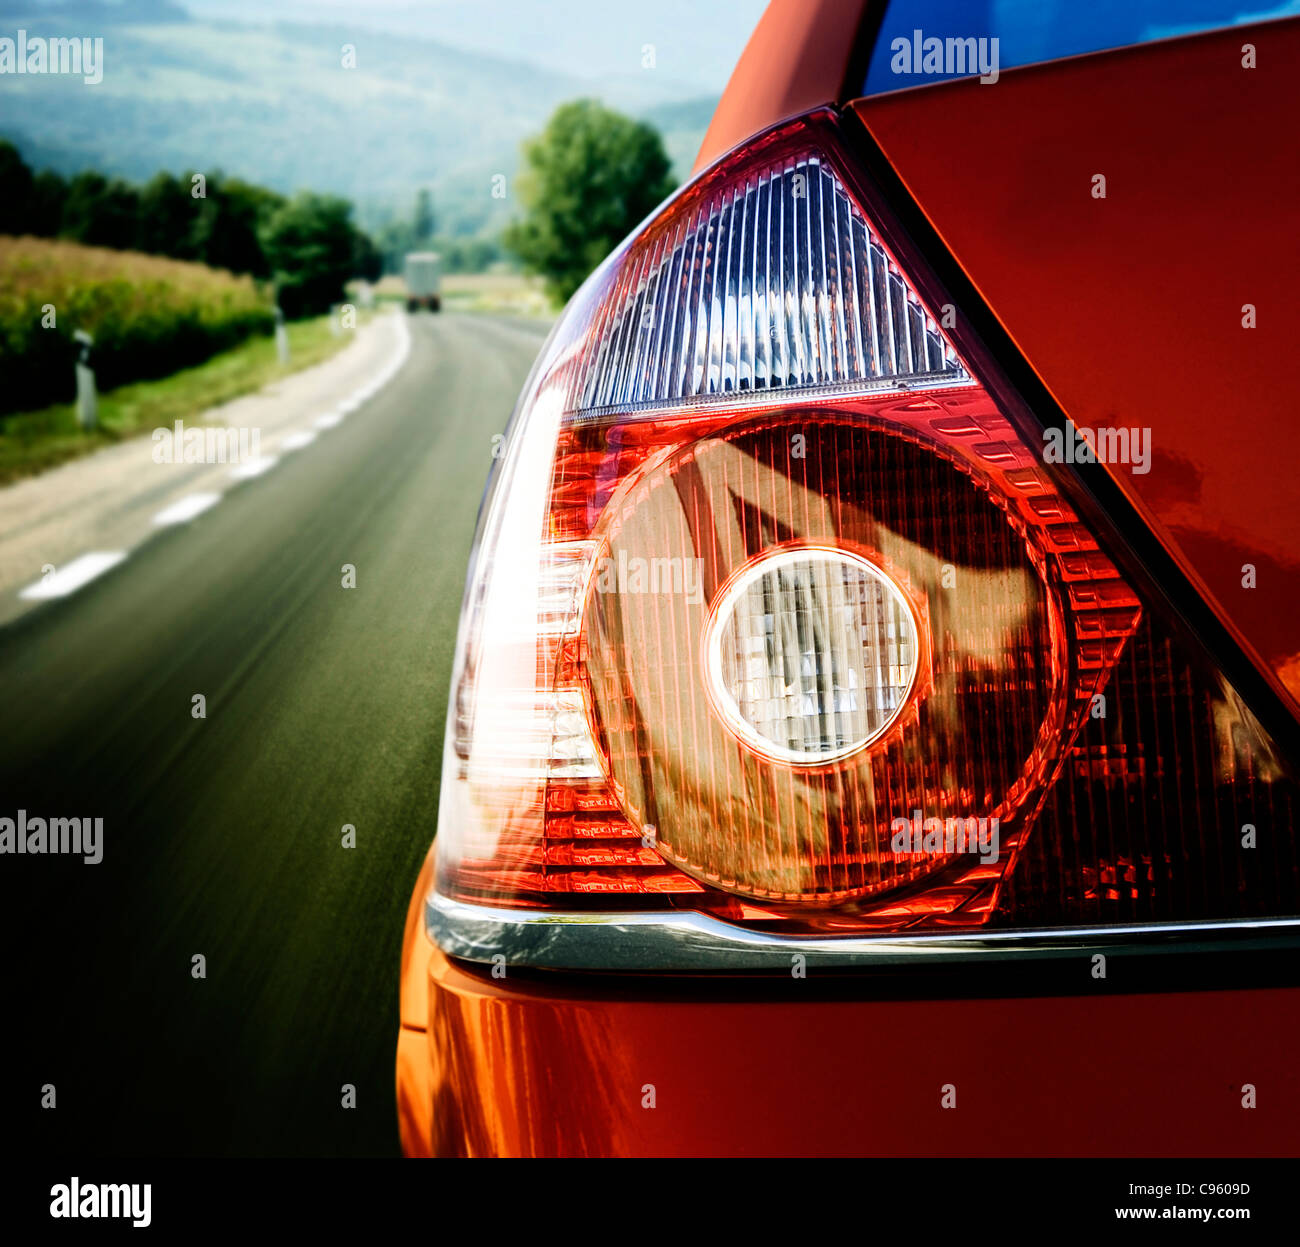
[
  {"xmin": 0, "ymin": 313, "xmax": 365, "ymax": 485},
  {"xmin": 366, "ymin": 272, "xmax": 554, "ymax": 319}
]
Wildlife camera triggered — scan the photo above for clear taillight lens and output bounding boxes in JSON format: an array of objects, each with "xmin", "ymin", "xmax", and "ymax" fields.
[
  {"xmin": 564, "ymin": 144, "xmax": 966, "ymax": 416},
  {"xmin": 434, "ymin": 110, "xmax": 1298, "ymax": 937},
  {"xmin": 701, "ymin": 545, "xmax": 922, "ymax": 765}
]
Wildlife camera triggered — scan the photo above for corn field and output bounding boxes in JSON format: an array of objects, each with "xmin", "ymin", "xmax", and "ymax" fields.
[{"xmin": 0, "ymin": 236, "xmax": 274, "ymax": 417}]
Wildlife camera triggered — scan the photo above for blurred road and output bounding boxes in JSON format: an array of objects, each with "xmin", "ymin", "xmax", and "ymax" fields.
[
  {"xmin": 0, "ymin": 311, "xmax": 550, "ymax": 1157},
  {"xmin": 0, "ymin": 311, "xmax": 405, "ymax": 617}
]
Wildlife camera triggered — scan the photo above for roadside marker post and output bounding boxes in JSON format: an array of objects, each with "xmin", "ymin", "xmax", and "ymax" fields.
[
  {"xmin": 74, "ymin": 329, "xmax": 97, "ymax": 431},
  {"xmin": 274, "ymin": 305, "xmax": 290, "ymax": 365}
]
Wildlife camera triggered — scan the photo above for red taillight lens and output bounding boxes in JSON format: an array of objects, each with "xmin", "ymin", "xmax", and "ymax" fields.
[
  {"xmin": 580, "ymin": 411, "xmax": 1066, "ymax": 908},
  {"xmin": 434, "ymin": 110, "xmax": 1298, "ymax": 942}
]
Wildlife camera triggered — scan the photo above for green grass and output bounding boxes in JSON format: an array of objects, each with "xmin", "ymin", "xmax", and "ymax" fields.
[
  {"xmin": 0, "ymin": 313, "xmax": 365, "ymax": 485},
  {"xmin": 440, "ymin": 271, "xmax": 555, "ymax": 319}
]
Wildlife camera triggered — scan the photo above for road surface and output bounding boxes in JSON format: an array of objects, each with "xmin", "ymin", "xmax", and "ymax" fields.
[{"xmin": 0, "ymin": 311, "xmax": 549, "ymax": 1157}]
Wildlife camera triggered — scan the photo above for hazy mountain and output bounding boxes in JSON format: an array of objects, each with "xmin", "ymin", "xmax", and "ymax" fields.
[
  {"xmin": 178, "ymin": 0, "xmax": 765, "ymax": 94},
  {"xmin": 0, "ymin": 1, "xmax": 739, "ymax": 236}
]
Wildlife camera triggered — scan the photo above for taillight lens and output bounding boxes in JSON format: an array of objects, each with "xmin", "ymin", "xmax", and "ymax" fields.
[{"xmin": 434, "ymin": 111, "xmax": 1298, "ymax": 943}]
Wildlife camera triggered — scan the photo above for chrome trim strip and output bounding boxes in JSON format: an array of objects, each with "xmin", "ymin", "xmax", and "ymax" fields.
[
  {"xmin": 427, "ymin": 891, "xmax": 1300, "ymax": 972},
  {"xmin": 567, "ymin": 372, "xmax": 974, "ymax": 426}
]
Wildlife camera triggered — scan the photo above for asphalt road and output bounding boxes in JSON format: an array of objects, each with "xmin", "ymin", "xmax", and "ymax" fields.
[{"xmin": 0, "ymin": 311, "xmax": 550, "ymax": 1157}]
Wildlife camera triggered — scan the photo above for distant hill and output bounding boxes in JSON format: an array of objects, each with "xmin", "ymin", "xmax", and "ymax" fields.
[
  {"xmin": 178, "ymin": 0, "xmax": 763, "ymax": 97},
  {"xmin": 0, "ymin": 2, "xmax": 721, "ymax": 237}
]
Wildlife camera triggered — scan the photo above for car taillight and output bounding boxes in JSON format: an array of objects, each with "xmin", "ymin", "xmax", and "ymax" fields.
[{"xmin": 433, "ymin": 110, "xmax": 1298, "ymax": 959}]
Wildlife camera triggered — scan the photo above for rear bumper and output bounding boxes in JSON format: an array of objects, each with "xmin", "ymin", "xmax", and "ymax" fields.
[{"xmin": 398, "ymin": 930, "xmax": 1300, "ymax": 1158}]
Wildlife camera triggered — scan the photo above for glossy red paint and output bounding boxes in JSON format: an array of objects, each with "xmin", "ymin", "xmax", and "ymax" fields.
[
  {"xmin": 691, "ymin": 0, "xmax": 873, "ymax": 174},
  {"xmin": 853, "ymin": 19, "xmax": 1300, "ymax": 706},
  {"xmin": 397, "ymin": 850, "xmax": 435, "ymax": 1156},
  {"xmin": 405, "ymin": 935, "xmax": 1299, "ymax": 1158}
]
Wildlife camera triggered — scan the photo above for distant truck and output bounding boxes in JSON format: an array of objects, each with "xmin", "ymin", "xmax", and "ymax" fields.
[{"xmin": 403, "ymin": 252, "xmax": 442, "ymax": 312}]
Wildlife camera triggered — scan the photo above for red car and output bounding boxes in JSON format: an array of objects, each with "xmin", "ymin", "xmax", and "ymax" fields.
[{"xmin": 397, "ymin": 0, "xmax": 1300, "ymax": 1158}]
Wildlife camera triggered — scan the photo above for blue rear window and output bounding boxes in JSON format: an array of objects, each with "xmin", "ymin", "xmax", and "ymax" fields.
[{"xmin": 862, "ymin": 0, "xmax": 1299, "ymax": 93}]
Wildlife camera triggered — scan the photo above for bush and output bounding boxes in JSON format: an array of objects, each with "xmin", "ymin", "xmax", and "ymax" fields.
[
  {"xmin": 0, "ymin": 236, "xmax": 274, "ymax": 417},
  {"xmin": 260, "ymin": 193, "xmax": 363, "ymax": 320},
  {"xmin": 504, "ymin": 100, "xmax": 675, "ymax": 303}
]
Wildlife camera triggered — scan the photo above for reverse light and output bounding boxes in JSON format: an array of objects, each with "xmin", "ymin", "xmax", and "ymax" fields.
[
  {"xmin": 701, "ymin": 545, "xmax": 921, "ymax": 767},
  {"xmin": 433, "ymin": 110, "xmax": 1298, "ymax": 954}
]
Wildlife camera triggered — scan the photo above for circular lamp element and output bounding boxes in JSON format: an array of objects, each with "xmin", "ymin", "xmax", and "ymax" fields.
[{"xmin": 703, "ymin": 547, "xmax": 920, "ymax": 766}]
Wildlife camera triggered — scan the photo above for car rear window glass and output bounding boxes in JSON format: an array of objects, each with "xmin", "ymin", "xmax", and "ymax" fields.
[{"xmin": 862, "ymin": 0, "xmax": 1297, "ymax": 93}]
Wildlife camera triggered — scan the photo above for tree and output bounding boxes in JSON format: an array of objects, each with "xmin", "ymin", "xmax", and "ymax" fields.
[
  {"xmin": 136, "ymin": 171, "xmax": 195, "ymax": 259},
  {"xmin": 374, "ymin": 217, "xmax": 416, "ymax": 274},
  {"xmin": 0, "ymin": 140, "xmax": 34, "ymax": 234},
  {"xmin": 0, "ymin": 148, "xmax": 381, "ymax": 304},
  {"xmin": 440, "ymin": 235, "xmax": 503, "ymax": 274},
  {"xmin": 352, "ymin": 228, "xmax": 383, "ymax": 283},
  {"xmin": 29, "ymin": 169, "xmax": 66, "ymax": 236},
  {"xmin": 413, "ymin": 188, "xmax": 434, "ymax": 243},
  {"xmin": 190, "ymin": 173, "xmax": 283, "ymax": 277},
  {"xmin": 504, "ymin": 99, "xmax": 674, "ymax": 303},
  {"xmin": 260, "ymin": 192, "xmax": 360, "ymax": 318},
  {"xmin": 61, "ymin": 172, "xmax": 141, "ymax": 250}
]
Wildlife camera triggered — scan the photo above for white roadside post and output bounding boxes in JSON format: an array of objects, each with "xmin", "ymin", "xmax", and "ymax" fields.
[
  {"xmin": 274, "ymin": 305, "xmax": 290, "ymax": 365},
  {"xmin": 73, "ymin": 329, "xmax": 97, "ymax": 431}
]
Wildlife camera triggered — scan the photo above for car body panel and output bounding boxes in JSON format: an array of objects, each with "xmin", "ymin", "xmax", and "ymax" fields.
[
  {"xmin": 406, "ymin": 933, "xmax": 1299, "ymax": 1157},
  {"xmin": 400, "ymin": 849, "xmax": 435, "ymax": 1032},
  {"xmin": 692, "ymin": 0, "xmax": 874, "ymax": 174},
  {"xmin": 853, "ymin": 18, "xmax": 1300, "ymax": 704}
]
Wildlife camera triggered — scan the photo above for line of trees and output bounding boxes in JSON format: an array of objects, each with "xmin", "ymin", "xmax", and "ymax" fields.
[
  {"xmin": 370, "ymin": 188, "xmax": 506, "ymax": 276},
  {"xmin": 0, "ymin": 140, "xmax": 382, "ymax": 318}
]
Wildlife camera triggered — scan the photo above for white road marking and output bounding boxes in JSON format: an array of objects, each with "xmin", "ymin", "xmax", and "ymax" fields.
[
  {"xmin": 10, "ymin": 314, "xmax": 414, "ymax": 619},
  {"xmin": 229, "ymin": 455, "xmax": 279, "ymax": 480},
  {"xmin": 152, "ymin": 492, "xmax": 222, "ymax": 526},
  {"xmin": 19, "ymin": 552, "xmax": 128, "ymax": 600}
]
